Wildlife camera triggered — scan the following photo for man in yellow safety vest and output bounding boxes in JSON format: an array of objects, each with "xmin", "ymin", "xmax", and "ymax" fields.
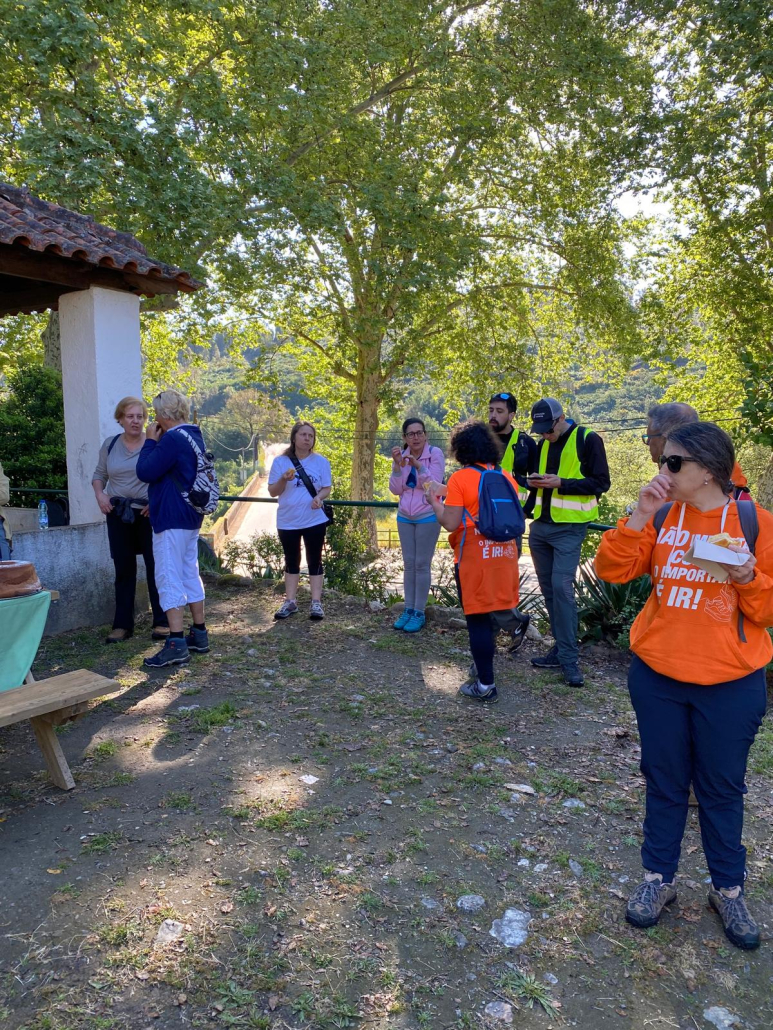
[
  {"xmin": 487, "ymin": 391, "xmax": 537, "ymax": 651},
  {"xmin": 525, "ymin": 398, "xmax": 610, "ymax": 687}
]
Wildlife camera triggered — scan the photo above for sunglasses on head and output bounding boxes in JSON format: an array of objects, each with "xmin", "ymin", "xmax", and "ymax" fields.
[
  {"xmin": 491, "ymin": 393, "xmax": 513, "ymax": 401},
  {"xmin": 658, "ymin": 454, "xmax": 701, "ymax": 473}
]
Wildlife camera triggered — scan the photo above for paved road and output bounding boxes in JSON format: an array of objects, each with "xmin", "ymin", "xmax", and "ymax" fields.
[{"xmin": 231, "ymin": 442, "xmax": 286, "ymax": 544}]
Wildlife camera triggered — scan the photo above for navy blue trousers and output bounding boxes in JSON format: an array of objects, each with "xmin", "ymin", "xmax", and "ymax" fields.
[{"xmin": 628, "ymin": 655, "xmax": 766, "ymax": 888}]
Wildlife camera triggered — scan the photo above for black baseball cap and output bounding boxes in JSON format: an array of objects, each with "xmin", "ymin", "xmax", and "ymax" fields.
[
  {"xmin": 530, "ymin": 398, "xmax": 564, "ymax": 434},
  {"xmin": 488, "ymin": 391, "xmax": 517, "ymax": 412}
]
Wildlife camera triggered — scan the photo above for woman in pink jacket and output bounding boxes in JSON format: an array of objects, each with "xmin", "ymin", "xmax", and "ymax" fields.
[{"xmin": 389, "ymin": 418, "xmax": 445, "ymax": 632}]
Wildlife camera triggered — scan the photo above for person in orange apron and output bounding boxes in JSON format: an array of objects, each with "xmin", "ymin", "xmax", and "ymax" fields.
[{"xmin": 427, "ymin": 420, "xmax": 520, "ymax": 703}]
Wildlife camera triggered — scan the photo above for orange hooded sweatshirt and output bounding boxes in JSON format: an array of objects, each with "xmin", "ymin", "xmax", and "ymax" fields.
[{"xmin": 595, "ymin": 502, "xmax": 773, "ymax": 684}]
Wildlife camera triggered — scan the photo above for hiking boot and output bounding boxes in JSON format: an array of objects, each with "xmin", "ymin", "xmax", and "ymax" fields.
[
  {"xmin": 507, "ymin": 611, "xmax": 530, "ymax": 652},
  {"xmin": 394, "ymin": 608, "xmax": 413, "ymax": 630},
  {"xmin": 403, "ymin": 611, "xmax": 426, "ymax": 633},
  {"xmin": 185, "ymin": 626, "xmax": 210, "ymax": 653},
  {"xmin": 562, "ymin": 662, "xmax": 584, "ymax": 687},
  {"xmin": 144, "ymin": 637, "xmax": 190, "ymax": 668},
  {"xmin": 309, "ymin": 600, "xmax": 325, "ymax": 621},
  {"xmin": 530, "ymin": 644, "xmax": 561, "ymax": 668},
  {"xmin": 105, "ymin": 628, "xmax": 132, "ymax": 644},
  {"xmin": 274, "ymin": 600, "xmax": 298, "ymax": 620},
  {"xmin": 625, "ymin": 873, "xmax": 677, "ymax": 928},
  {"xmin": 459, "ymin": 680, "xmax": 498, "ymax": 703},
  {"xmin": 708, "ymin": 886, "xmax": 760, "ymax": 950}
]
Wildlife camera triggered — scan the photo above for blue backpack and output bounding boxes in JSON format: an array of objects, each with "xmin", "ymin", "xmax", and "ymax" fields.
[{"xmin": 466, "ymin": 464, "xmax": 525, "ymax": 542}]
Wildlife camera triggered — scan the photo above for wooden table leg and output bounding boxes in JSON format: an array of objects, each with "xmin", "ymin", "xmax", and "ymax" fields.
[{"xmin": 30, "ymin": 716, "xmax": 76, "ymax": 790}]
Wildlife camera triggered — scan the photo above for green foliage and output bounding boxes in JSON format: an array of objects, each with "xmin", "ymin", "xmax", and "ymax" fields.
[
  {"xmin": 324, "ymin": 508, "xmax": 396, "ymax": 602},
  {"xmin": 0, "ymin": 0, "xmax": 653, "ymax": 504},
  {"xmin": 575, "ymin": 563, "xmax": 651, "ymax": 644},
  {"xmin": 0, "ymin": 365, "xmax": 66, "ymax": 503},
  {"xmin": 222, "ymin": 533, "xmax": 285, "ymax": 580}
]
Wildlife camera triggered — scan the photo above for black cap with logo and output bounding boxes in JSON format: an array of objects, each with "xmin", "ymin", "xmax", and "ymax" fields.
[{"xmin": 530, "ymin": 398, "xmax": 564, "ymax": 434}]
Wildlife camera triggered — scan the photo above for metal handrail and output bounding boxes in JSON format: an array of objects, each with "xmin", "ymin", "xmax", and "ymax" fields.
[{"xmin": 8, "ymin": 488, "xmax": 614, "ymax": 531}]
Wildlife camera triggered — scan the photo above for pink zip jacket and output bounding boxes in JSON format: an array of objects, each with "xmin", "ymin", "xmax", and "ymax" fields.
[{"xmin": 389, "ymin": 444, "xmax": 446, "ymax": 519}]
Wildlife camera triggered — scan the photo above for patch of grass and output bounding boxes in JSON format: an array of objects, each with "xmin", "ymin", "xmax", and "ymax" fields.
[
  {"xmin": 527, "ymin": 891, "xmax": 551, "ymax": 908},
  {"xmin": 360, "ymin": 892, "xmax": 384, "ymax": 913},
  {"xmin": 81, "ymin": 832, "xmax": 124, "ymax": 854},
  {"xmin": 190, "ymin": 701, "xmax": 238, "ymax": 733},
  {"xmin": 416, "ymin": 870, "xmax": 439, "ymax": 885},
  {"xmin": 106, "ymin": 771, "xmax": 134, "ymax": 786},
  {"xmin": 163, "ymin": 791, "xmax": 195, "ymax": 811},
  {"xmin": 497, "ymin": 970, "xmax": 559, "ymax": 1017},
  {"xmin": 750, "ymin": 724, "xmax": 773, "ymax": 775},
  {"xmin": 88, "ymin": 741, "xmax": 118, "ymax": 762}
]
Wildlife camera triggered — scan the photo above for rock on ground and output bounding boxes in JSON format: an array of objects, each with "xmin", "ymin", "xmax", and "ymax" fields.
[{"xmin": 489, "ymin": 908, "xmax": 531, "ymax": 948}]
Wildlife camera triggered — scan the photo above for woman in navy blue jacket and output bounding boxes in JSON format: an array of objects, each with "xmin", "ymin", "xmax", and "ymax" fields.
[{"xmin": 137, "ymin": 390, "xmax": 209, "ymax": 668}]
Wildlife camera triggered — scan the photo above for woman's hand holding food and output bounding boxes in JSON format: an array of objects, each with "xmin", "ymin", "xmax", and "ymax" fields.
[
  {"xmin": 627, "ymin": 474, "xmax": 671, "ymax": 532},
  {"xmin": 283, "ymin": 467, "xmax": 296, "ymax": 482},
  {"xmin": 722, "ymin": 545, "xmax": 756, "ymax": 585}
]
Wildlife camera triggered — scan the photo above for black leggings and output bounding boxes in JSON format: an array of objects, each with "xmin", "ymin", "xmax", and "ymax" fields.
[
  {"xmin": 278, "ymin": 523, "xmax": 327, "ymax": 575},
  {"xmin": 466, "ymin": 613, "xmax": 496, "ymax": 685},
  {"xmin": 106, "ymin": 511, "xmax": 167, "ymax": 630}
]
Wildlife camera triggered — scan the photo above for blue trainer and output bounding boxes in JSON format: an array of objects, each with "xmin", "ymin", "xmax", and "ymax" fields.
[
  {"xmin": 144, "ymin": 637, "xmax": 190, "ymax": 668},
  {"xmin": 185, "ymin": 626, "xmax": 210, "ymax": 653},
  {"xmin": 394, "ymin": 608, "xmax": 413, "ymax": 630},
  {"xmin": 403, "ymin": 611, "xmax": 426, "ymax": 633},
  {"xmin": 459, "ymin": 680, "xmax": 498, "ymax": 703}
]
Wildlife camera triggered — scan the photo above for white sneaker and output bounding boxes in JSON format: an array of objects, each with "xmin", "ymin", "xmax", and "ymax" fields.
[
  {"xmin": 309, "ymin": 600, "xmax": 325, "ymax": 621},
  {"xmin": 274, "ymin": 599, "xmax": 298, "ymax": 620}
]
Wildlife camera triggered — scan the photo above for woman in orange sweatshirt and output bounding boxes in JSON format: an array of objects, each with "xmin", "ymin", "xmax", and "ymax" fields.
[{"xmin": 595, "ymin": 422, "xmax": 772, "ymax": 950}]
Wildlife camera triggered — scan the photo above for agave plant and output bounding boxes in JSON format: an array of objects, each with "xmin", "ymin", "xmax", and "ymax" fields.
[{"xmin": 575, "ymin": 563, "xmax": 651, "ymax": 642}]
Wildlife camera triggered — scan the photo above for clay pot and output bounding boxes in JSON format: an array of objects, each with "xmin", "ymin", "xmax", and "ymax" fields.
[{"xmin": 0, "ymin": 560, "xmax": 42, "ymax": 599}]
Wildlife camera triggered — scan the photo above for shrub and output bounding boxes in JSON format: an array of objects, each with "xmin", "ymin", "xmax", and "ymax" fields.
[
  {"xmin": 222, "ymin": 532, "xmax": 285, "ymax": 579},
  {"xmin": 575, "ymin": 563, "xmax": 651, "ymax": 644},
  {"xmin": 0, "ymin": 364, "xmax": 67, "ymax": 506},
  {"xmin": 324, "ymin": 508, "xmax": 396, "ymax": 602}
]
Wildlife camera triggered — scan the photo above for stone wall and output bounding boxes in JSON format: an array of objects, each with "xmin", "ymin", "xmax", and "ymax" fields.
[{"xmin": 11, "ymin": 522, "xmax": 148, "ymax": 635}]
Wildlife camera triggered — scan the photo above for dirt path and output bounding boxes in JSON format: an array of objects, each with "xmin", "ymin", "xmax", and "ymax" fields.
[
  {"xmin": 1, "ymin": 581, "xmax": 771, "ymax": 1030},
  {"xmin": 232, "ymin": 443, "xmax": 287, "ymax": 544}
]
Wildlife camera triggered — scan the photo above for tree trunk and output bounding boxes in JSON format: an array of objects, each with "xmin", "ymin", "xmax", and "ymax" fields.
[
  {"xmin": 42, "ymin": 312, "xmax": 61, "ymax": 372},
  {"xmin": 350, "ymin": 354, "xmax": 381, "ymax": 550},
  {"xmin": 756, "ymin": 451, "xmax": 773, "ymax": 512}
]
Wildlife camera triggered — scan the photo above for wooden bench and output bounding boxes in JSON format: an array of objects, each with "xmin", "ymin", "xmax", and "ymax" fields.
[{"xmin": 0, "ymin": 669, "xmax": 120, "ymax": 790}]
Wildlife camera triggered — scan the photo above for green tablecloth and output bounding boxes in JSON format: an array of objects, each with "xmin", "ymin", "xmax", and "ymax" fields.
[{"xmin": 0, "ymin": 591, "xmax": 51, "ymax": 692}]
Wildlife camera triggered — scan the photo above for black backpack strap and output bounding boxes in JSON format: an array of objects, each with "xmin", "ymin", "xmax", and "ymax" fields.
[
  {"xmin": 652, "ymin": 502, "xmax": 673, "ymax": 536},
  {"xmin": 290, "ymin": 454, "xmax": 318, "ymax": 501},
  {"xmin": 107, "ymin": 434, "xmax": 121, "ymax": 455},
  {"xmin": 734, "ymin": 499, "xmax": 759, "ymax": 644},
  {"xmin": 735, "ymin": 498, "xmax": 758, "ymax": 555}
]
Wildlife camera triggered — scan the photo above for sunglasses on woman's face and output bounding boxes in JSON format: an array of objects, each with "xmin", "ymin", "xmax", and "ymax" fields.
[{"xmin": 658, "ymin": 454, "xmax": 701, "ymax": 474}]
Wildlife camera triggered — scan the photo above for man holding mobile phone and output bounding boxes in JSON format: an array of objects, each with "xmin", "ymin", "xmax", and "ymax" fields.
[{"xmin": 527, "ymin": 398, "xmax": 610, "ymax": 686}]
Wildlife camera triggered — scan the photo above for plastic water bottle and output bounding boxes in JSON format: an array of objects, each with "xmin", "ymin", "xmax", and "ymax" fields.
[{"xmin": 37, "ymin": 499, "xmax": 49, "ymax": 530}]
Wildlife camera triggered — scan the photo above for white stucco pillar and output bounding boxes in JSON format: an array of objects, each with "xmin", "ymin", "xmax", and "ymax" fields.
[{"xmin": 59, "ymin": 287, "xmax": 142, "ymax": 525}]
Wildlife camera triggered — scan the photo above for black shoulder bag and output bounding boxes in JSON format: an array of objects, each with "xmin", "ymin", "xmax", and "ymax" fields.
[{"xmin": 290, "ymin": 455, "xmax": 334, "ymax": 524}]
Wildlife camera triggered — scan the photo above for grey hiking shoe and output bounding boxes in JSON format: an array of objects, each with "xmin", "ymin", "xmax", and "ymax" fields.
[
  {"xmin": 530, "ymin": 644, "xmax": 560, "ymax": 668},
  {"xmin": 625, "ymin": 874, "xmax": 677, "ymax": 928},
  {"xmin": 708, "ymin": 886, "xmax": 760, "ymax": 950},
  {"xmin": 459, "ymin": 680, "xmax": 498, "ymax": 703},
  {"xmin": 274, "ymin": 599, "xmax": 298, "ymax": 620},
  {"xmin": 309, "ymin": 600, "xmax": 325, "ymax": 621}
]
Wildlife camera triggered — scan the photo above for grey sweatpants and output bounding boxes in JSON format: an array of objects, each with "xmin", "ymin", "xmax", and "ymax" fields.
[
  {"xmin": 528, "ymin": 519, "xmax": 588, "ymax": 666},
  {"xmin": 397, "ymin": 519, "xmax": 441, "ymax": 612}
]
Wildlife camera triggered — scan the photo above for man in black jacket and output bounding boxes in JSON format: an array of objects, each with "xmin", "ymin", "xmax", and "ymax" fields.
[{"xmin": 525, "ymin": 399, "xmax": 610, "ymax": 686}]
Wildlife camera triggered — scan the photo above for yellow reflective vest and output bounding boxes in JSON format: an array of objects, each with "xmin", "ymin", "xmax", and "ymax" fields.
[
  {"xmin": 500, "ymin": 432, "xmax": 529, "ymax": 505},
  {"xmin": 531, "ymin": 426, "xmax": 599, "ymax": 523}
]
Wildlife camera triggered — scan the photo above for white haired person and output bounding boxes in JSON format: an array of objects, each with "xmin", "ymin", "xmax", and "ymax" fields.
[
  {"xmin": 92, "ymin": 396, "xmax": 169, "ymax": 644},
  {"xmin": 137, "ymin": 390, "xmax": 210, "ymax": 667}
]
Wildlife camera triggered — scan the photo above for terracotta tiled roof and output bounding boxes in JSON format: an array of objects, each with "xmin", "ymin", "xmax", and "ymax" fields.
[{"xmin": 0, "ymin": 182, "xmax": 202, "ymax": 292}]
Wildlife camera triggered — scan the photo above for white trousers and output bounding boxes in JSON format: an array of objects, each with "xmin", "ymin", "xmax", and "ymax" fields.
[{"xmin": 152, "ymin": 528, "xmax": 205, "ymax": 612}]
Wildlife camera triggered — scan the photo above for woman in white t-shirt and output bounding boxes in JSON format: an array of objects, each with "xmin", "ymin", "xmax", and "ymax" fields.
[{"xmin": 268, "ymin": 422, "xmax": 332, "ymax": 620}]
